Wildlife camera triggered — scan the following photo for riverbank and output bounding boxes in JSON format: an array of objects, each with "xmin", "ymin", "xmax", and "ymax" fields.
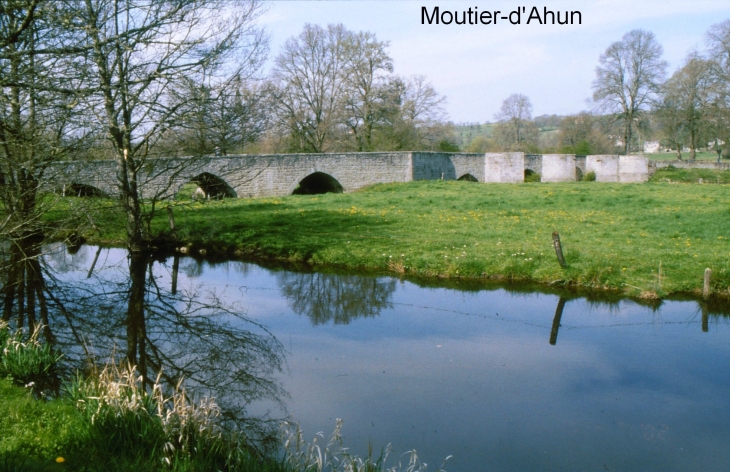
[{"xmin": 49, "ymin": 177, "xmax": 730, "ymax": 298}]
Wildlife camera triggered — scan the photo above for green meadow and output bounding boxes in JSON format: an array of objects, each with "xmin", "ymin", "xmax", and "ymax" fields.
[{"xmin": 52, "ymin": 174, "xmax": 730, "ymax": 299}]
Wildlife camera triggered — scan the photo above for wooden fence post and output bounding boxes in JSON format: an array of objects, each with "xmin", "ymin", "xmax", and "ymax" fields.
[
  {"xmin": 167, "ymin": 206, "xmax": 175, "ymax": 233},
  {"xmin": 703, "ymin": 268, "xmax": 711, "ymax": 298},
  {"xmin": 552, "ymin": 232, "xmax": 567, "ymax": 268}
]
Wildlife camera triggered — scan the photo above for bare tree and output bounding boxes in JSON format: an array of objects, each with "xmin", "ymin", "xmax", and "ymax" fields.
[
  {"xmin": 72, "ymin": 0, "xmax": 267, "ymax": 252},
  {"xmin": 172, "ymin": 75, "xmax": 270, "ymax": 156},
  {"xmin": 593, "ymin": 29, "xmax": 667, "ymax": 155},
  {"xmin": 493, "ymin": 93, "xmax": 537, "ymax": 151},
  {"xmin": 341, "ymin": 31, "xmax": 393, "ymax": 151},
  {"xmin": 0, "ymin": 0, "xmax": 93, "ymax": 335},
  {"xmin": 707, "ymin": 19, "xmax": 730, "ymax": 83},
  {"xmin": 373, "ymin": 74, "xmax": 450, "ymax": 151},
  {"xmin": 558, "ymin": 112, "xmax": 615, "ymax": 155},
  {"xmin": 270, "ymin": 23, "xmax": 349, "ymax": 153}
]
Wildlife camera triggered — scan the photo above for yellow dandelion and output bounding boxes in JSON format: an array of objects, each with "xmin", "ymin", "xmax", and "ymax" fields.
[{"xmin": 56, "ymin": 457, "xmax": 65, "ymax": 463}]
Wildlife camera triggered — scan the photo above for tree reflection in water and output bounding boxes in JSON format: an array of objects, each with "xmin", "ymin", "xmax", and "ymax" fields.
[
  {"xmin": 1, "ymin": 236, "xmax": 53, "ymax": 340},
  {"xmin": 2, "ymin": 243, "xmax": 286, "ymax": 450},
  {"xmin": 276, "ymin": 271, "xmax": 396, "ymax": 325}
]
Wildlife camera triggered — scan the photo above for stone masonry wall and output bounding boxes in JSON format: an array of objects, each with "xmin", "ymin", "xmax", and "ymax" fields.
[
  {"xmin": 586, "ymin": 155, "xmax": 619, "ymax": 182},
  {"xmin": 410, "ymin": 152, "xmax": 485, "ymax": 182},
  {"xmin": 649, "ymin": 159, "xmax": 730, "ymax": 175},
  {"xmin": 575, "ymin": 156, "xmax": 586, "ymax": 180},
  {"xmin": 484, "ymin": 152, "xmax": 524, "ymax": 183},
  {"xmin": 541, "ymin": 154, "xmax": 576, "ymax": 182},
  {"xmin": 618, "ymin": 155, "xmax": 649, "ymax": 182},
  {"xmin": 50, "ymin": 151, "xmax": 657, "ymax": 199},
  {"xmin": 185, "ymin": 152, "xmax": 415, "ymax": 198}
]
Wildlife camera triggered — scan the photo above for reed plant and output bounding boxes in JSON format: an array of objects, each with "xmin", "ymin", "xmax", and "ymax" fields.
[
  {"xmin": 281, "ymin": 419, "xmax": 449, "ymax": 472},
  {"xmin": 63, "ymin": 360, "xmax": 272, "ymax": 469},
  {"xmin": 0, "ymin": 321, "xmax": 62, "ymax": 393}
]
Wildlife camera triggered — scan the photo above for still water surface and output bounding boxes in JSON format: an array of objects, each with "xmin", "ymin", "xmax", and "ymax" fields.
[{"xmin": 47, "ymin": 245, "xmax": 730, "ymax": 471}]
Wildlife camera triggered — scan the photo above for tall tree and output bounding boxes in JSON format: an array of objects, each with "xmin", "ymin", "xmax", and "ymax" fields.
[
  {"xmin": 558, "ymin": 112, "xmax": 613, "ymax": 155},
  {"xmin": 173, "ymin": 75, "xmax": 269, "ymax": 156},
  {"xmin": 382, "ymin": 74, "xmax": 449, "ymax": 150},
  {"xmin": 592, "ymin": 29, "xmax": 667, "ymax": 155},
  {"xmin": 271, "ymin": 23, "xmax": 349, "ymax": 153},
  {"xmin": 493, "ymin": 93, "xmax": 537, "ymax": 151},
  {"xmin": 73, "ymin": 0, "xmax": 267, "ymax": 252},
  {"xmin": 706, "ymin": 19, "xmax": 730, "ymax": 158},
  {"xmin": 271, "ymin": 24, "xmax": 449, "ymax": 153},
  {"xmin": 0, "ymin": 0, "xmax": 88, "ymax": 333},
  {"xmin": 341, "ymin": 31, "xmax": 393, "ymax": 151},
  {"xmin": 655, "ymin": 54, "xmax": 713, "ymax": 159}
]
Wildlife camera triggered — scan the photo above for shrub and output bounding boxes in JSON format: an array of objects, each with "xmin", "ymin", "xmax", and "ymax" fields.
[
  {"xmin": 437, "ymin": 139, "xmax": 460, "ymax": 152},
  {"xmin": 524, "ymin": 171, "xmax": 541, "ymax": 182},
  {"xmin": 583, "ymin": 171, "xmax": 596, "ymax": 181}
]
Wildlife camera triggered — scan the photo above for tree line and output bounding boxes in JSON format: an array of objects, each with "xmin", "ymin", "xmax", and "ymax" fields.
[
  {"xmin": 466, "ymin": 22, "xmax": 730, "ymax": 159},
  {"xmin": 164, "ymin": 23, "xmax": 457, "ymax": 157}
]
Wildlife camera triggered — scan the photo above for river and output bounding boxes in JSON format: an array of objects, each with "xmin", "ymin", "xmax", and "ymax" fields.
[{"xmin": 28, "ymin": 244, "xmax": 730, "ymax": 470}]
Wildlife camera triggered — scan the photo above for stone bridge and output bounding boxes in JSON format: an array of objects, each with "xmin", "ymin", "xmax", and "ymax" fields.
[{"xmin": 50, "ymin": 151, "xmax": 651, "ymax": 199}]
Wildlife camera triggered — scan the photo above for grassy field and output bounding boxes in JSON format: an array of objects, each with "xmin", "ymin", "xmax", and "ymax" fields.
[
  {"xmin": 648, "ymin": 151, "xmax": 721, "ymax": 161},
  {"xmin": 650, "ymin": 166, "xmax": 730, "ymax": 184},
  {"xmin": 54, "ymin": 178, "xmax": 730, "ymax": 299}
]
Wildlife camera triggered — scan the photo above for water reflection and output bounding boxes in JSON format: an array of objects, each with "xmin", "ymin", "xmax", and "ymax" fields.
[
  {"xmin": 549, "ymin": 297, "xmax": 566, "ymax": 345},
  {"xmin": 7, "ymin": 244, "xmax": 730, "ymax": 471},
  {"xmin": 1, "ymin": 236, "xmax": 52, "ymax": 339},
  {"xmin": 276, "ymin": 271, "xmax": 396, "ymax": 325},
  {"xmin": 3, "ymin": 243, "xmax": 286, "ymax": 448}
]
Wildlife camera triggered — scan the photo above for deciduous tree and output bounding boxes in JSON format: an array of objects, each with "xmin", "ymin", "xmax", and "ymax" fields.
[
  {"xmin": 593, "ymin": 29, "xmax": 667, "ymax": 155},
  {"xmin": 72, "ymin": 0, "xmax": 267, "ymax": 252},
  {"xmin": 493, "ymin": 93, "xmax": 538, "ymax": 151},
  {"xmin": 655, "ymin": 54, "xmax": 713, "ymax": 159},
  {"xmin": 270, "ymin": 23, "xmax": 349, "ymax": 153},
  {"xmin": 706, "ymin": 19, "xmax": 730, "ymax": 158}
]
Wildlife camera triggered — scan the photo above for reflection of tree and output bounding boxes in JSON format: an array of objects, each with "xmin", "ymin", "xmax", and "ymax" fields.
[
  {"xmin": 2, "ymin": 246, "xmax": 286, "ymax": 451},
  {"xmin": 277, "ymin": 271, "xmax": 396, "ymax": 325},
  {"xmin": 180, "ymin": 257, "xmax": 204, "ymax": 278},
  {"xmin": 1, "ymin": 237, "xmax": 52, "ymax": 343}
]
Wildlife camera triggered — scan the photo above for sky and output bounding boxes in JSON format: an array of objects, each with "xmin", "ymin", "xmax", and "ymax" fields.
[{"xmin": 256, "ymin": 0, "xmax": 730, "ymax": 123}]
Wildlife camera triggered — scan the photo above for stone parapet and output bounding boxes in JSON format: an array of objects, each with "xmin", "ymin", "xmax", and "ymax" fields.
[
  {"xmin": 619, "ymin": 155, "xmax": 649, "ymax": 182},
  {"xmin": 484, "ymin": 152, "xmax": 524, "ymax": 183},
  {"xmin": 541, "ymin": 154, "xmax": 576, "ymax": 182},
  {"xmin": 586, "ymin": 155, "xmax": 619, "ymax": 182}
]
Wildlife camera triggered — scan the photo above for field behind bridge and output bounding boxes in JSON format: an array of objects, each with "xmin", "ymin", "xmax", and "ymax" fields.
[{"xmin": 52, "ymin": 177, "xmax": 730, "ymax": 297}]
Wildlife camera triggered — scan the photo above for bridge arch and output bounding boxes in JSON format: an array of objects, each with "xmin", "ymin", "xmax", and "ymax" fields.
[
  {"xmin": 177, "ymin": 172, "xmax": 237, "ymax": 199},
  {"xmin": 457, "ymin": 173, "xmax": 478, "ymax": 182},
  {"xmin": 291, "ymin": 171, "xmax": 344, "ymax": 195},
  {"xmin": 524, "ymin": 169, "xmax": 541, "ymax": 182},
  {"xmin": 65, "ymin": 183, "xmax": 107, "ymax": 197}
]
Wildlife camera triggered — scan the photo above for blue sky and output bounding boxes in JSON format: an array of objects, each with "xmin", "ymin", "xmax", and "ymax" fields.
[{"xmin": 258, "ymin": 0, "xmax": 730, "ymax": 123}]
